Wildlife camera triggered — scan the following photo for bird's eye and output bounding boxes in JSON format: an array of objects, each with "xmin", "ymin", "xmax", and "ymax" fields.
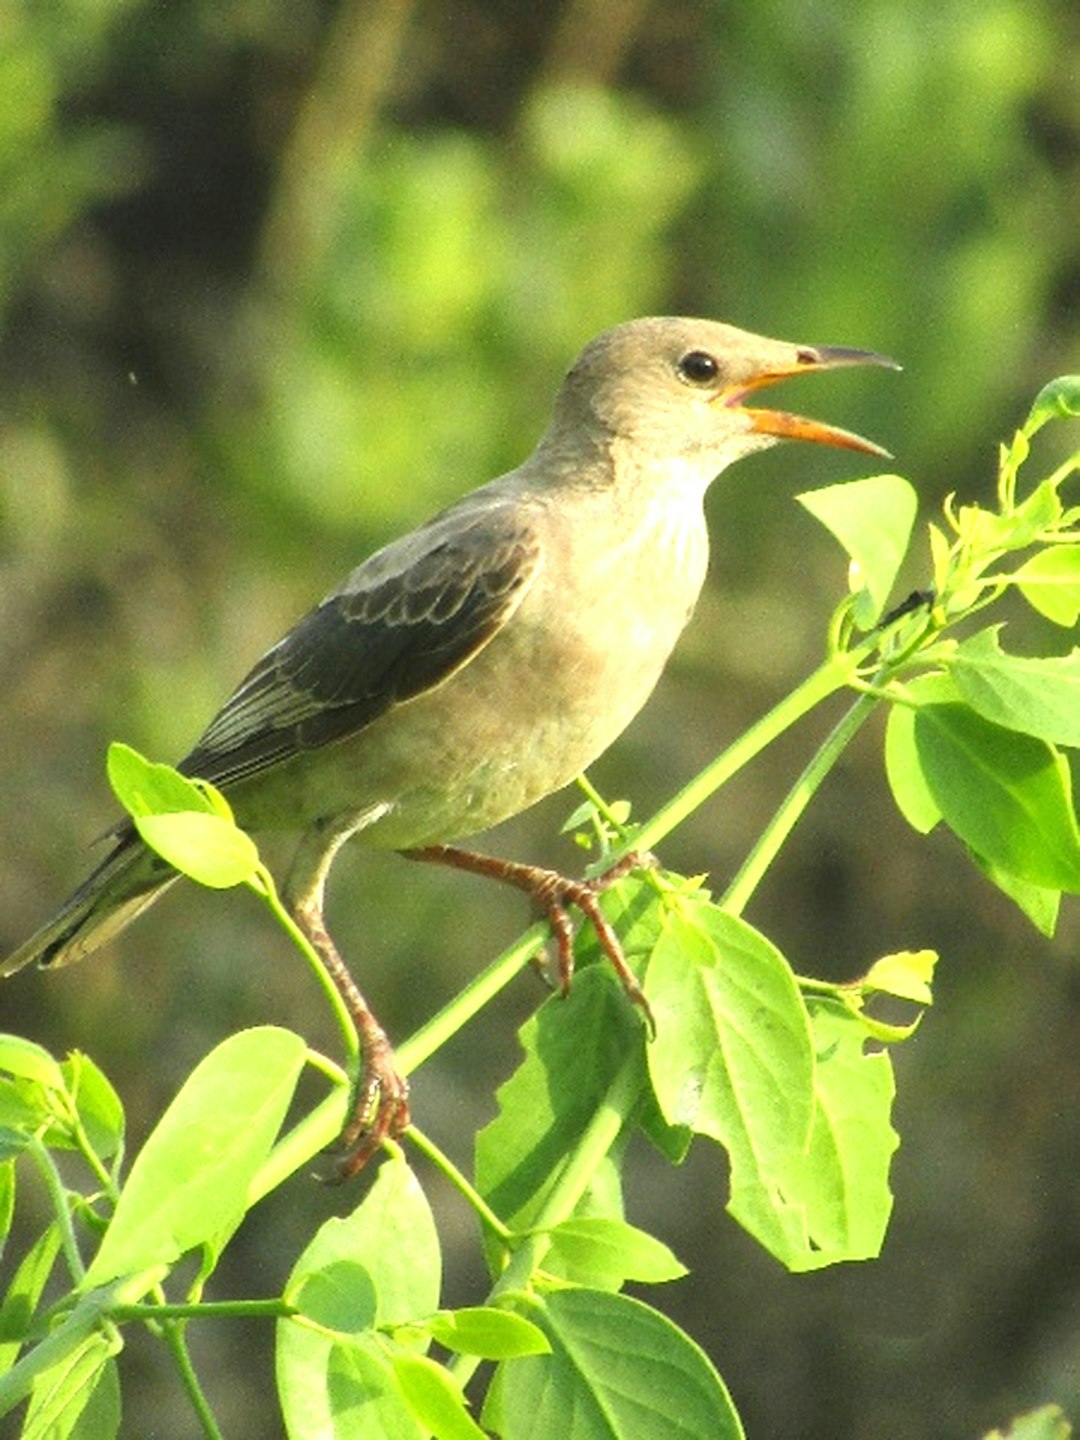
[{"xmin": 676, "ymin": 350, "xmax": 720, "ymax": 386}]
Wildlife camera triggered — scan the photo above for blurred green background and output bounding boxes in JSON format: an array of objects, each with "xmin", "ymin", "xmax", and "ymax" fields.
[{"xmin": 3, "ymin": 1, "xmax": 1080, "ymax": 1435}]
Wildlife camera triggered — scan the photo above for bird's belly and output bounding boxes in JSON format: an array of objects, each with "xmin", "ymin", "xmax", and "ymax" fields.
[
  {"xmin": 237, "ymin": 606, "xmax": 682, "ymax": 850},
  {"xmin": 232, "ymin": 498, "xmax": 708, "ymax": 849}
]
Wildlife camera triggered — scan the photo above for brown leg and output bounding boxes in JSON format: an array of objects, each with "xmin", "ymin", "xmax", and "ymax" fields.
[
  {"xmin": 291, "ymin": 895, "xmax": 411, "ymax": 1179},
  {"xmin": 402, "ymin": 845, "xmax": 655, "ymax": 1034},
  {"xmin": 286, "ymin": 824, "xmax": 409, "ymax": 1179}
]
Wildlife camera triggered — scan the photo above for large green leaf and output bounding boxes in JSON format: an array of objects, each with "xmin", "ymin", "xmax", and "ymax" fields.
[
  {"xmin": 780, "ymin": 1001, "xmax": 897, "ymax": 1270},
  {"xmin": 84, "ymin": 1028, "xmax": 306, "ymax": 1287},
  {"xmin": 495, "ymin": 1288, "xmax": 744, "ymax": 1440},
  {"xmin": 912, "ymin": 702, "xmax": 1080, "ymax": 890},
  {"xmin": 475, "ymin": 966, "xmax": 644, "ymax": 1243},
  {"xmin": 277, "ymin": 1157, "xmax": 440, "ymax": 1440},
  {"xmin": 948, "ymin": 626, "xmax": 1080, "ymax": 747}
]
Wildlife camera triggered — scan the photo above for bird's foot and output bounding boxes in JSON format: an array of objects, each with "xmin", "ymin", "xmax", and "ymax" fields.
[
  {"xmin": 403, "ymin": 845, "xmax": 655, "ymax": 1034},
  {"xmin": 328, "ymin": 1010, "xmax": 411, "ymax": 1182}
]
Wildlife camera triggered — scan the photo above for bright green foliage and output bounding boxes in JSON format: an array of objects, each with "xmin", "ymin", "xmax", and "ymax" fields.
[
  {"xmin": 492, "ymin": 1289, "xmax": 744, "ymax": 1440},
  {"xmin": 984, "ymin": 1406, "xmax": 1073, "ymax": 1440},
  {"xmin": 7, "ymin": 385, "xmax": 1080, "ymax": 1433}
]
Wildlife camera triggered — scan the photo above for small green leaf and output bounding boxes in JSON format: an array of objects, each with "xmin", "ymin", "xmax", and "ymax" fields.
[
  {"xmin": 133, "ymin": 811, "xmax": 260, "ymax": 889},
  {"xmin": 1022, "ymin": 375, "xmax": 1080, "ymax": 436},
  {"xmin": 860, "ymin": 950, "xmax": 936, "ymax": 1006},
  {"xmin": 0, "ymin": 1036, "xmax": 65, "ymax": 1093},
  {"xmin": 0, "ymin": 1224, "xmax": 61, "ymax": 1368},
  {"xmin": 390, "ymin": 1348, "xmax": 487, "ymax": 1440},
  {"xmin": 60, "ymin": 1052, "xmax": 124, "ymax": 1162},
  {"xmin": 1007, "ymin": 478, "xmax": 1063, "ymax": 544},
  {"xmin": 106, "ymin": 742, "xmax": 217, "ymax": 820},
  {"xmin": 0, "ymin": 1164, "xmax": 12, "ymax": 1257},
  {"xmin": 1013, "ymin": 547, "xmax": 1080, "ymax": 626},
  {"xmin": 797, "ymin": 474, "xmax": 917, "ymax": 627},
  {"xmin": 84, "ymin": 1028, "xmax": 306, "ymax": 1287},
  {"xmin": 542, "ymin": 1218, "xmax": 687, "ymax": 1287},
  {"xmin": 424, "ymin": 1308, "xmax": 550, "ymax": 1360},
  {"xmin": 320, "ymin": 1339, "xmax": 427, "ymax": 1439},
  {"xmin": 949, "ymin": 626, "xmax": 1080, "ymax": 745}
]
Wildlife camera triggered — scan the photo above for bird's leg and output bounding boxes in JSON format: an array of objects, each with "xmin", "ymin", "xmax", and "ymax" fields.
[
  {"xmin": 286, "ymin": 830, "xmax": 409, "ymax": 1178},
  {"xmin": 402, "ymin": 845, "xmax": 654, "ymax": 1031}
]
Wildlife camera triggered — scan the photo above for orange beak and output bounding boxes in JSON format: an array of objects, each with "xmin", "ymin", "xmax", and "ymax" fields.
[{"xmin": 720, "ymin": 345, "xmax": 900, "ymax": 457}]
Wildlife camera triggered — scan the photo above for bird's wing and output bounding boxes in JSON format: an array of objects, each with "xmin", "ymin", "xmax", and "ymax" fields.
[{"xmin": 179, "ymin": 503, "xmax": 543, "ymax": 789}]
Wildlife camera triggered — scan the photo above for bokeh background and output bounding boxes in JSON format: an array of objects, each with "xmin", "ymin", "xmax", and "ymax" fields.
[{"xmin": 3, "ymin": 2, "xmax": 1080, "ymax": 1436}]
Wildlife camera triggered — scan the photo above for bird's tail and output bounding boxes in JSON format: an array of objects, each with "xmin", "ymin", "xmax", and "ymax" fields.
[{"xmin": 2, "ymin": 832, "xmax": 178, "ymax": 975}]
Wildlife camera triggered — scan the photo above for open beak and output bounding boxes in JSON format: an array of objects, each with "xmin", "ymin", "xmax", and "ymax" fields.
[{"xmin": 720, "ymin": 345, "xmax": 900, "ymax": 458}]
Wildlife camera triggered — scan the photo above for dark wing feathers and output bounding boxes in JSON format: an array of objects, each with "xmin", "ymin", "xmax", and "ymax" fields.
[{"xmin": 179, "ymin": 509, "xmax": 542, "ymax": 789}]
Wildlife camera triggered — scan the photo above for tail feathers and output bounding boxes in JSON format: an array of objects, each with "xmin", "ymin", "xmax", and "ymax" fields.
[{"xmin": 2, "ymin": 836, "xmax": 177, "ymax": 976}]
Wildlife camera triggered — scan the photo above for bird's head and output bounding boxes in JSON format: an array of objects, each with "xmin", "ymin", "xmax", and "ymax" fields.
[{"xmin": 551, "ymin": 316, "xmax": 898, "ymax": 478}]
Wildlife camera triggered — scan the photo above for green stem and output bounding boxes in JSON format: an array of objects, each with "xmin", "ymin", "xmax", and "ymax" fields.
[
  {"xmin": 161, "ymin": 1318, "xmax": 224, "ymax": 1440},
  {"xmin": 248, "ymin": 1086, "xmax": 349, "ymax": 1204},
  {"xmin": 26, "ymin": 1136, "xmax": 85, "ymax": 1284},
  {"xmin": 405, "ymin": 1126, "xmax": 512, "ymax": 1242},
  {"xmin": 255, "ymin": 867, "xmax": 360, "ymax": 1072},
  {"xmin": 625, "ymin": 651, "xmax": 858, "ymax": 859},
  {"xmin": 394, "ymin": 925, "xmax": 546, "ymax": 1074},
  {"xmin": 721, "ymin": 688, "xmax": 881, "ymax": 917},
  {"xmin": 111, "ymin": 1298, "xmax": 294, "ymax": 1323}
]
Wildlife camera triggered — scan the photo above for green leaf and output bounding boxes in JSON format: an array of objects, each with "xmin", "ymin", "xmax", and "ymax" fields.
[
  {"xmin": 860, "ymin": 950, "xmax": 936, "ymax": 1006},
  {"xmin": 133, "ymin": 811, "xmax": 261, "ymax": 889},
  {"xmin": 912, "ymin": 701, "xmax": 1080, "ymax": 891},
  {"xmin": 320, "ymin": 1340, "xmax": 427, "ymax": 1440},
  {"xmin": 1013, "ymin": 547, "xmax": 1080, "ymax": 626},
  {"xmin": 84, "ymin": 1027, "xmax": 306, "ymax": 1287},
  {"xmin": 1022, "ymin": 375, "xmax": 1080, "ymax": 436},
  {"xmin": 646, "ymin": 904, "xmax": 813, "ymax": 1154},
  {"xmin": 0, "ymin": 1036, "xmax": 65, "ymax": 1093},
  {"xmin": 948, "ymin": 626, "xmax": 1080, "ymax": 747},
  {"xmin": 23, "ymin": 1332, "xmax": 121, "ymax": 1440},
  {"xmin": 797, "ymin": 474, "xmax": 917, "ymax": 627},
  {"xmin": 496, "ymin": 1288, "xmax": 744, "ymax": 1440},
  {"xmin": 0, "ymin": 1164, "xmax": 12, "ymax": 1258},
  {"xmin": 59, "ymin": 1052, "xmax": 124, "ymax": 1162},
  {"xmin": 390, "ymin": 1348, "xmax": 487, "ymax": 1440},
  {"xmin": 646, "ymin": 904, "xmax": 823, "ymax": 1263},
  {"xmin": 425, "ymin": 1308, "xmax": 550, "ymax": 1360},
  {"xmin": 884, "ymin": 701, "xmax": 942, "ymax": 834},
  {"xmin": 779, "ymin": 1001, "xmax": 898, "ymax": 1270},
  {"xmin": 476, "ymin": 966, "xmax": 644, "ymax": 1245},
  {"xmin": 106, "ymin": 741, "xmax": 217, "ymax": 820},
  {"xmin": 1006, "ymin": 478, "xmax": 1063, "ymax": 546},
  {"xmin": 542, "ymin": 1218, "xmax": 687, "ymax": 1288},
  {"xmin": 278, "ymin": 1158, "xmax": 441, "ymax": 1438},
  {"xmin": 0, "ymin": 1224, "xmax": 61, "ymax": 1369},
  {"xmin": 974, "ymin": 854, "xmax": 1060, "ymax": 938}
]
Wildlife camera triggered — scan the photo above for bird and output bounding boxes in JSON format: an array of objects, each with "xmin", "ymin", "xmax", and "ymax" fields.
[{"xmin": 3, "ymin": 316, "xmax": 897, "ymax": 1170}]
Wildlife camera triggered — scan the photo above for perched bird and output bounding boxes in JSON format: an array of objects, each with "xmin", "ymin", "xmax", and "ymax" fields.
[{"xmin": 4, "ymin": 317, "xmax": 896, "ymax": 1169}]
